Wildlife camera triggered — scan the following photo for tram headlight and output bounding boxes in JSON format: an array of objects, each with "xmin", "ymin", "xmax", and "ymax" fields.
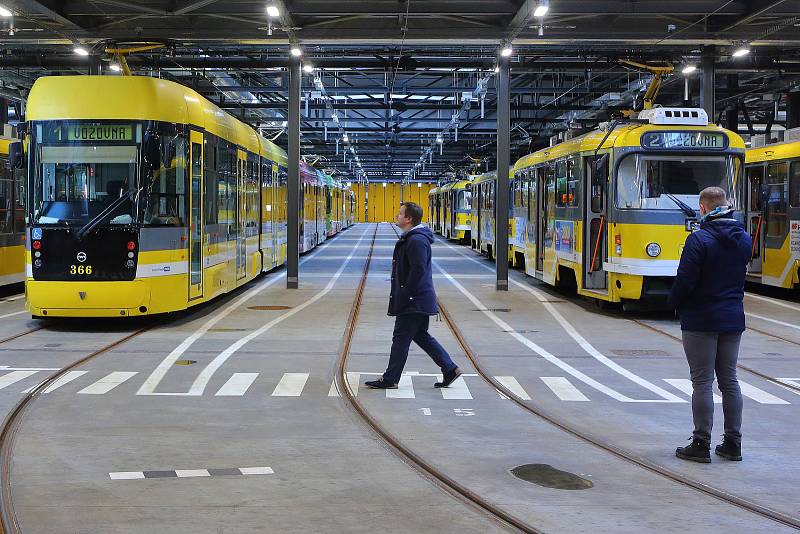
[
  {"xmin": 34, "ymin": 259, "xmax": 42, "ymax": 268},
  {"xmin": 126, "ymin": 259, "xmax": 135, "ymax": 268},
  {"xmin": 646, "ymin": 242, "xmax": 662, "ymax": 258}
]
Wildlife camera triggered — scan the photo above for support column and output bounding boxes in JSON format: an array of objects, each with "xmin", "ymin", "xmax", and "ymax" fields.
[
  {"xmin": 725, "ymin": 74, "xmax": 738, "ymax": 132},
  {"xmin": 495, "ymin": 59, "xmax": 510, "ymax": 291},
  {"xmin": 700, "ymin": 47, "xmax": 716, "ymax": 120},
  {"xmin": 787, "ymin": 90, "xmax": 800, "ymax": 129},
  {"xmin": 287, "ymin": 57, "xmax": 301, "ymax": 289},
  {"xmin": 88, "ymin": 55, "xmax": 102, "ymax": 75}
]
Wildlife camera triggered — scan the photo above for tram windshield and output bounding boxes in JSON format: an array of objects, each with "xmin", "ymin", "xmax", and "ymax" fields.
[
  {"xmin": 616, "ymin": 154, "xmax": 742, "ymax": 211},
  {"xmin": 456, "ymin": 190, "xmax": 472, "ymax": 211},
  {"xmin": 33, "ymin": 144, "xmax": 139, "ymax": 226}
]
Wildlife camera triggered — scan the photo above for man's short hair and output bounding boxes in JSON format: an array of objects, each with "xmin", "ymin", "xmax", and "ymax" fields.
[
  {"xmin": 401, "ymin": 202, "xmax": 423, "ymax": 225},
  {"xmin": 699, "ymin": 187, "xmax": 729, "ymax": 210}
]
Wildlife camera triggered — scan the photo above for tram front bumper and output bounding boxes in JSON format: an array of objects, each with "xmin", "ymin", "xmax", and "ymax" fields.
[{"xmin": 26, "ymin": 280, "xmax": 151, "ymax": 317}]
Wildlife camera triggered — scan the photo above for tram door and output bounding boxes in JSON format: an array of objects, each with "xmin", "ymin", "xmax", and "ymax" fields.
[
  {"xmin": 746, "ymin": 165, "xmax": 765, "ymax": 273},
  {"xmin": 582, "ymin": 154, "xmax": 608, "ymax": 290},
  {"xmin": 536, "ymin": 167, "xmax": 549, "ymax": 271},
  {"xmin": 236, "ymin": 151, "xmax": 247, "ymax": 280},
  {"xmin": 188, "ymin": 131, "xmax": 204, "ymax": 300}
]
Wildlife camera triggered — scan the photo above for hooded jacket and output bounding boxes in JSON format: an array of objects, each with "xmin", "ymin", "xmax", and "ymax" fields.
[
  {"xmin": 388, "ymin": 225, "xmax": 439, "ymax": 316},
  {"xmin": 668, "ymin": 215, "xmax": 753, "ymax": 332}
]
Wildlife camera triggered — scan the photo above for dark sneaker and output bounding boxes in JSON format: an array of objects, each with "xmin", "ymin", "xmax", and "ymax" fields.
[
  {"xmin": 434, "ymin": 367, "xmax": 462, "ymax": 388},
  {"xmin": 676, "ymin": 437, "xmax": 711, "ymax": 463},
  {"xmin": 715, "ymin": 437, "xmax": 742, "ymax": 461},
  {"xmin": 364, "ymin": 379, "xmax": 398, "ymax": 389}
]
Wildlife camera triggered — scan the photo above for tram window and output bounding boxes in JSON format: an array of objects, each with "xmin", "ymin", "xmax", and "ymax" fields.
[
  {"xmin": 204, "ymin": 137, "xmax": 218, "ymax": 225},
  {"xmin": 0, "ymin": 166, "xmax": 11, "ymax": 234},
  {"xmin": 790, "ymin": 161, "xmax": 800, "ymax": 208},
  {"xmin": 556, "ymin": 160, "xmax": 567, "ymax": 207},
  {"xmin": 566, "ymin": 158, "xmax": 579, "ymax": 207},
  {"xmin": 144, "ymin": 137, "xmax": 186, "ymax": 226},
  {"xmin": 746, "ymin": 166, "xmax": 764, "ymax": 211},
  {"xmin": 765, "ymin": 162, "xmax": 788, "ymax": 238}
]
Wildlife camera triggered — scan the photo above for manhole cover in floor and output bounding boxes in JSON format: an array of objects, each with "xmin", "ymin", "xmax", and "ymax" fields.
[
  {"xmin": 611, "ymin": 349, "xmax": 670, "ymax": 357},
  {"xmin": 248, "ymin": 305, "xmax": 293, "ymax": 311},
  {"xmin": 472, "ymin": 308, "xmax": 511, "ymax": 313},
  {"xmin": 175, "ymin": 359, "xmax": 197, "ymax": 366},
  {"xmin": 510, "ymin": 464, "xmax": 593, "ymax": 490}
]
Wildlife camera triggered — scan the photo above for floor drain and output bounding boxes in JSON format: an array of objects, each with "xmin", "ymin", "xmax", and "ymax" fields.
[
  {"xmin": 175, "ymin": 360, "xmax": 197, "ymax": 366},
  {"xmin": 472, "ymin": 308, "xmax": 511, "ymax": 313},
  {"xmin": 43, "ymin": 343, "xmax": 61, "ymax": 348},
  {"xmin": 510, "ymin": 464, "xmax": 593, "ymax": 490},
  {"xmin": 611, "ymin": 349, "xmax": 670, "ymax": 357},
  {"xmin": 248, "ymin": 305, "xmax": 293, "ymax": 311},
  {"xmin": 210, "ymin": 328, "xmax": 247, "ymax": 332}
]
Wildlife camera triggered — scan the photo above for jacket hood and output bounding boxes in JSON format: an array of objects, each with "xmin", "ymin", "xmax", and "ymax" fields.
[
  {"xmin": 701, "ymin": 218, "xmax": 748, "ymax": 247},
  {"xmin": 405, "ymin": 225, "xmax": 435, "ymax": 243}
]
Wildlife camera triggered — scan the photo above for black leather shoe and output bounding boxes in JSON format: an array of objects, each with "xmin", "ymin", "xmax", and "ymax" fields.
[
  {"xmin": 715, "ymin": 437, "xmax": 742, "ymax": 461},
  {"xmin": 676, "ymin": 437, "xmax": 711, "ymax": 463},
  {"xmin": 434, "ymin": 367, "xmax": 462, "ymax": 388},
  {"xmin": 364, "ymin": 379, "xmax": 398, "ymax": 389}
]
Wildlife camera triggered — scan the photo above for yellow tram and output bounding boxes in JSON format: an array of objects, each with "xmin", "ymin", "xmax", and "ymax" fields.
[
  {"xmin": 428, "ymin": 177, "xmax": 473, "ymax": 242},
  {"xmin": 469, "ymin": 168, "xmax": 525, "ymax": 266},
  {"xmin": 21, "ymin": 75, "xmax": 351, "ymax": 317},
  {"xmin": 745, "ymin": 133, "xmax": 800, "ymax": 289},
  {"xmin": 0, "ymin": 137, "xmax": 26, "ymax": 287}
]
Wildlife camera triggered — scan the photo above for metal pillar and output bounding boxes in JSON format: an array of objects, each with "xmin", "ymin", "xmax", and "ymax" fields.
[
  {"xmin": 700, "ymin": 48, "xmax": 716, "ymax": 119},
  {"xmin": 88, "ymin": 55, "xmax": 102, "ymax": 75},
  {"xmin": 495, "ymin": 59, "xmax": 510, "ymax": 291},
  {"xmin": 724, "ymin": 74, "xmax": 738, "ymax": 132},
  {"xmin": 787, "ymin": 90, "xmax": 800, "ymax": 129},
  {"xmin": 287, "ymin": 58, "xmax": 301, "ymax": 289}
]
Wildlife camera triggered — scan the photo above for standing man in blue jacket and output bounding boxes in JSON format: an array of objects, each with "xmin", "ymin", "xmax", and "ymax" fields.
[
  {"xmin": 669, "ymin": 187, "xmax": 752, "ymax": 463},
  {"xmin": 365, "ymin": 202, "xmax": 462, "ymax": 389}
]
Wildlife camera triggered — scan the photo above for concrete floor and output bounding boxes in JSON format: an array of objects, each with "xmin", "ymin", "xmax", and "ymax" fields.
[{"xmin": 1, "ymin": 223, "xmax": 798, "ymax": 533}]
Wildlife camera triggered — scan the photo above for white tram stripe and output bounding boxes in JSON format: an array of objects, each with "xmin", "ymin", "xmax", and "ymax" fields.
[
  {"xmin": 0, "ymin": 371, "xmax": 38, "ymax": 390},
  {"xmin": 78, "ymin": 372, "xmax": 138, "ymax": 395},
  {"xmin": 215, "ymin": 373, "xmax": 259, "ymax": 396},
  {"xmin": 23, "ymin": 371, "xmax": 87, "ymax": 394},
  {"xmin": 540, "ymin": 377, "xmax": 590, "ymax": 401},
  {"xmin": 386, "ymin": 375, "xmax": 415, "ymax": 399},
  {"xmin": 271, "ymin": 373, "xmax": 309, "ymax": 397},
  {"xmin": 494, "ymin": 376, "xmax": 531, "ymax": 400},
  {"xmin": 746, "ymin": 311, "xmax": 800, "ymax": 331},
  {"xmin": 664, "ymin": 379, "xmax": 721, "ymax": 404},
  {"xmin": 439, "ymin": 376, "xmax": 472, "ymax": 399},
  {"xmin": 738, "ymin": 380, "xmax": 790, "ymax": 405}
]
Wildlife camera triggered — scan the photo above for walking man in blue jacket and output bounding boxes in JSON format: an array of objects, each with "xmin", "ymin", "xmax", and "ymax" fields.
[
  {"xmin": 365, "ymin": 202, "xmax": 462, "ymax": 389},
  {"xmin": 669, "ymin": 187, "xmax": 752, "ymax": 463}
]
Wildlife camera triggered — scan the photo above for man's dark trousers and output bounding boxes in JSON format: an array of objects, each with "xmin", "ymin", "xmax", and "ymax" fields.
[{"xmin": 383, "ymin": 313, "xmax": 457, "ymax": 385}]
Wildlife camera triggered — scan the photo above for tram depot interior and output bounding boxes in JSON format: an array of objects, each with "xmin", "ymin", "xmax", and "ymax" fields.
[{"xmin": 0, "ymin": 1, "xmax": 799, "ymax": 533}]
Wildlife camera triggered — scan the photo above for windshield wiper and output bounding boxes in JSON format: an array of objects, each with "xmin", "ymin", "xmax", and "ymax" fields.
[
  {"xmin": 666, "ymin": 193, "xmax": 697, "ymax": 218},
  {"xmin": 76, "ymin": 187, "xmax": 142, "ymax": 241}
]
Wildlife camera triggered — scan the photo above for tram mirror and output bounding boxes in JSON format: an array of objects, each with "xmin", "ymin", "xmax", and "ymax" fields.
[{"xmin": 8, "ymin": 142, "xmax": 23, "ymax": 169}]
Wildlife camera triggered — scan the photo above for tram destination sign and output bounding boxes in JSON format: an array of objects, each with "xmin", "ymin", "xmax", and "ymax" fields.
[
  {"xmin": 641, "ymin": 131, "xmax": 727, "ymax": 150},
  {"xmin": 66, "ymin": 125, "xmax": 133, "ymax": 142}
]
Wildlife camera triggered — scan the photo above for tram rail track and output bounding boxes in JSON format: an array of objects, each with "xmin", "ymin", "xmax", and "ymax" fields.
[
  {"xmin": 0, "ymin": 327, "xmax": 45, "ymax": 346},
  {"xmin": 335, "ymin": 223, "xmax": 541, "ymax": 533},
  {"xmin": 0, "ymin": 326, "xmax": 151, "ymax": 534}
]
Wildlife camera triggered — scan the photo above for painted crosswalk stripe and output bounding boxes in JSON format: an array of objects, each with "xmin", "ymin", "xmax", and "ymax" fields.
[
  {"xmin": 239, "ymin": 467, "xmax": 274, "ymax": 475},
  {"xmin": 110, "ymin": 467, "xmax": 273, "ymax": 480},
  {"xmin": 0, "ymin": 370, "xmax": 38, "ymax": 390},
  {"xmin": 664, "ymin": 379, "xmax": 721, "ymax": 404},
  {"xmin": 271, "ymin": 373, "xmax": 309, "ymax": 397},
  {"xmin": 540, "ymin": 377, "xmax": 590, "ymax": 401},
  {"xmin": 175, "ymin": 469, "xmax": 210, "ymax": 478},
  {"xmin": 440, "ymin": 376, "xmax": 472, "ymax": 399},
  {"xmin": 777, "ymin": 378, "xmax": 800, "ymax": 396},
  {"xmin": 78, "ymin": 372, "xmax": 138, "ymax": 395},
  {"xmin": 22, "ymin": 370, "xmax": 87, "ymax": 394},
  {"xmin": 328, "ymin": 372, "xmax": 361, "ymax": 397},
  {"xmin": 494, "ymin": 376, "xmax": 531, "ymax": 400},
  {"xmin": 739, "ymin": 380, "xmax": 790, "ymax": 404},
  {"xmin": 216, "ymin": 373, "xmax": 259, "ymax": 396},
  {"xmin": 386, "ymin": 374, "xmax": 415, "ymax": 399},
  {"xmin": 109, "ymin": 471, "xmax": 145, "ymax": 480}
]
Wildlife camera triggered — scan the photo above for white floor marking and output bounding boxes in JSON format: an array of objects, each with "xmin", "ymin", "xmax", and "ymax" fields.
[
  {"xmin": 328, "ymin": 372, "xmax": 361, "ymax": 397},
  {"xmin": 776, "ymin": 378, "xmax": 800, "ymax": 396},
  {"xmin": 746, "ymin": 311, "xmax": 800, "ymax": 331},
  {"xmin": 0, "ymin": 370, "xmax": 38, "ymax": 390},
  {"xmin": 540, "ymin": 376, "xmax": 591, "ymax": 401},
  {"xmin": 745, "ymin": 292, "xmax": 800, "ymax": 313},
  {"xmin": 494, "ymin": 376, "xmax": 531, "ymax": 400},
  {"xmin": 23, "ymin": 370, "xmax": 88, "ymax": 394},
  {"xmin": 439, "ymin": 376, "xmax": 472, "ymax": 399},
  {"xmin": 434, "ymin": 239, "xmax": 685, "ymax": 403},
  {"xmin": 175, "ymin": 469, "xmax": 210, "ymax": 478},
  {"xmin": 386, "ymin": 375, "xmax": 415, "ymax": 398},
  {"xmin": 109, "ymin": 471, "xmax": 145, "ymax": 480},
  {"xmin": 78, "ymin": 371, "xmax": 138, "ymax": 395},
  {"xmin": 738, "ymin": 380, "xmax": 790, "ymax": 404},
  {"xmin": 139, "ymin": 225, "xmax": 372, "ymax": 396},
  {"xmin": 239, "ymin": 467, "xmax": 274, "ymax": 475},
  {"xmin": 0, "ymin": 366, "xmax": 60, "ymax": 371},
  {"xmin": 663, "ymin": 379, "xmax": 722, "ymax": 404},
  {"xmin": 215, "ymin": 373, "xmax": 259, "ymax": 396},
  {"xmin": 271, "ymin": 373, "xmax": 310, "ymax": 397},
  {"xmin": 0, "ymin": 311, "xmax": 25, "ymax": 319}
]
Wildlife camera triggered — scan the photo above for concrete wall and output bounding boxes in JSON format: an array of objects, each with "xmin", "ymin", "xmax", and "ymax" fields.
[{"xmin": 351, "ymin": 182, "xmax": 435, "ymax": 223}]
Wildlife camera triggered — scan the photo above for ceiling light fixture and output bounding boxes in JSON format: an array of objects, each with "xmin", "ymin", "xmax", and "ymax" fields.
[
  {"xmin": 303, "ymin": 64, "xmax": 314, "ymax": 73},
  {"xmin": 110, "ymin": 63, "xmax": 122, "ymax": 72},
  {"xmin": 533, "ymin": 1, "xmax": 549, "ymax": 17},
  {"xmin": 74, "ymin": 46, "xmax": 90, "ymax": 56},
  {"xmin": 681, "ymin": 64, "xmax": 697, "ymax": 75},
  {"xmin": 343, "ymin": 134, "xmax": 349, "ymax": 142},
  {"xmin": 500, "ymin": 45, "xmax": 513, "ymax": 57},
  {"xmin": 290, "ymin": 47, "xmax": 302, "ymax": 57},
  {"xmin": 266, "ymin": 4, "xmax": 280, "ymax": 17},
  {"xmin": 732, "ymin": 45, "xmax": 750, "ymax": 58},
  {"xmin": 0, "ymin": 6, "xmax": 12, "ymax": 17}
]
